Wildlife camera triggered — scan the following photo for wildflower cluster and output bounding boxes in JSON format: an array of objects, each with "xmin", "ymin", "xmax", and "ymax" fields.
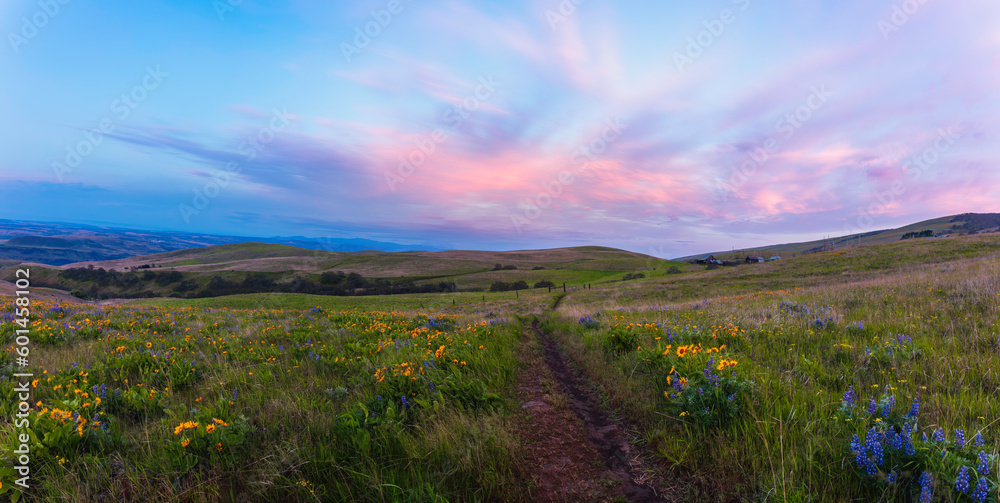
[
  {"xmin": 865, "ymin": 333, "xmax": 919, "ymax": 362},
  {"xmin": 841, "ymin": 387, "xmax": 998, "ymax": 501}
]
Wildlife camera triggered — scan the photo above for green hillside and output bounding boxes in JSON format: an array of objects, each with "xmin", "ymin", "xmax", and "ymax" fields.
[
  {"xmin": 676, "ymin": 212, "xmax": 1000, "ymax": 261},
  {"xmin": 0, "ymin": 244, "xmax": 691, "ymax": 300}
]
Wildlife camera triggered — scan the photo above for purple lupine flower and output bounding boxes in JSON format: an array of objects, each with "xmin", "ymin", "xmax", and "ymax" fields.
[
  {"xmin": 932, "ymin": 428, "xmax": 946, "ymax": 442},
  {"xmin": 842, "ymin": 386, "xmax": 857, "ymax": 408},
  {"xmin": 889, "ymin": 432, "xmax": 903, "ymax": 451},
  {"xmin": 863, "ymin": 457, "xmax": 877, "ymax": 477},
  {"xmin": 865, "ymin": 427, "xmax": 884, "ymax": 467},
  {"xmin": 887, "ymin": 470, "xmax": 897, "ymax": 484},
  {"xmin": 977, "ymin": 451, "xmax": 989, "ymax": 476},
  {"xmin": 232, "ymin": 388, "xmax": 238, "ymax": 401},
  {"xmin": 956, "ymin": 466, "xmax": 971, "ymax": 494},
  {"xmin": 973, "ymin": 432, "xmax": 985, "ymax": 447},
  {"xmin": 973, "ymin": 477, "xmax": 989, "ymax": 503},
  {"xmin": 918, "ymin": 471, "xmax": 933, "ymax": 503},
  {"xmin": 671, "ymin": 373, "xmax": 684, "ymax": 393},
  {"xmin": 908, "ymin": 397, "xmax": 919, "ymax": 418},
  {"xmin": 868, "ymin": 397, "xmax": 878, "ymax": 416},
  {"xmin": 883, "ymin": 395, "xmax": 895, "ymax": 416},
  {"xmin": 956, "ymin": 429, "xmax": 966, "ymax": 448},
  {"xmin": 703, "ymin": 359, "xmax": 720, "ymax": 387}
]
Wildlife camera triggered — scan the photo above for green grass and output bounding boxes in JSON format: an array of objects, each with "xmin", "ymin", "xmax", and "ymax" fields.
[
  {"xmin": 0, "ymin": 296, "xmax": 535, "ymax": 502},
  {"xmin": 548, "ymin": 234, "xmax": 1000, "ymax": 501},
  {"xmin": 2, "ymin": 234, "xmax": 998, "ymax": 501},
  {"xmin": 133, "ymin": 290, "xmax": 555, "ymax": 314}
]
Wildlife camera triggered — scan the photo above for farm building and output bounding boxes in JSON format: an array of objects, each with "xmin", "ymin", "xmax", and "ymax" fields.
[
  {"xmin": 745, "ymin": 256, "xmax": 765, "ymax": 264},
  {"xmin": 696, "ymin": 255, "xmax": 724, "ymax": 265},
  {"xmin": 768, "ymin": 256, "xmax": 781, "ymax": 261}
]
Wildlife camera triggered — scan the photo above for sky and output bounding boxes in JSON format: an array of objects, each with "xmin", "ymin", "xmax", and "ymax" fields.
[{"xmin": 1, "ymin": 0, "xmax": 998, "ymax": 258}]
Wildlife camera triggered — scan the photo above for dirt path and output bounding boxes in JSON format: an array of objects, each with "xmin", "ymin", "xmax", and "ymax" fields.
[{"xmin": 515, "ymin": 320, "xmax": 665, "ymax": 502}]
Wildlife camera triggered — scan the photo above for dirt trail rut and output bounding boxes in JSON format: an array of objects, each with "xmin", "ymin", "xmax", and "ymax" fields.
[{"xmin": 519, "ymin": 320, "xmax": 664, "ymax": 502}]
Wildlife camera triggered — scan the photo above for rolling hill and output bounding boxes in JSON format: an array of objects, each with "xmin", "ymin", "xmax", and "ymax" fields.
[
  {"xmin": 675, "ymin": 212, "xmax": 1000, "ymax": 261},
  {"xmin": 0, "ymin": 243, "xmax": 685, "ymax": 300}
]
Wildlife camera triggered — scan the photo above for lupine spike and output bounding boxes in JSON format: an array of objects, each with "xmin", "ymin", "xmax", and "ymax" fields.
[
  {"xmin": 973, "ymin": 477, "xmax": 989, "ymax": 503},
  {"xmin": 956, "ymin": 466, "xmax": 971, "ymax": 494},
  {"xmin": 918, "ymin": 471, "xmax": 933, "ymax": 503}
]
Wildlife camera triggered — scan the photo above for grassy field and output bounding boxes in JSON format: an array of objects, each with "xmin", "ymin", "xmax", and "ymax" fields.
[
  {"xmin": 550, "ymin": 234, "xmax": 1000, "ymax": 501},
  {"xmin": 0, "ymin": 296, "xmax": 532, "ymax": 501},
  {"xmin": 0, "ymin": 244, "xmax": 685, "ymax": 299},
  {"xmin": 1, "ymin": 234, "xmax": 998, "ymax": 501}
]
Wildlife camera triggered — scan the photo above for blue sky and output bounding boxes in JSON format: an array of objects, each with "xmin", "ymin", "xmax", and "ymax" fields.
[{"xmin": 2, "ymin": 0, "xmax": 998, "ymax": 256}]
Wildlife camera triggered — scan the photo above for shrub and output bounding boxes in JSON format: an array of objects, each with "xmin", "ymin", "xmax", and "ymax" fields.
[
  {"xmin": 489, "ymin": 281, "xmax": 510, "ymax": 292},
  {"xmin": 534, "ymin": 280, "xmax": 556, "ymax": 289},
  {"xmin": 602, "ymin": 327, "xmax": 640, "ymax": 355}
]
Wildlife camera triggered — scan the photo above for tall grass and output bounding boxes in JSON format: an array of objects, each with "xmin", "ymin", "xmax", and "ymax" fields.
[{"xmin": 547, "ymin": 239, "xmax": 1000, "ymax": 501}]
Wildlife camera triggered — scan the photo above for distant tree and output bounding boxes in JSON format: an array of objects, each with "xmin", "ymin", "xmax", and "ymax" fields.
[
  {"xmin": 489, "ymin": 281, "xmax": 511, "ymax": 292},
  {"xmin": 320, "ymin": 271, "xmax": 346, "ymax": 285},
  {"xmin": 534, "ymin": 280, "xmax": 556, "ymax": 289}
]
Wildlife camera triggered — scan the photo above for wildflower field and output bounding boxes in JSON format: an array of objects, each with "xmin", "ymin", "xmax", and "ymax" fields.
[
  {"xmin": 552, "ymin": 236, "xmax": 1000, "ymax": 501},
  {"xmin": 0, "ymin": 296, "xmax": 530, "ymax": 501},
  {"xmin": 1, "ymin": 233, "xmax": 998, "ymax": 502}
]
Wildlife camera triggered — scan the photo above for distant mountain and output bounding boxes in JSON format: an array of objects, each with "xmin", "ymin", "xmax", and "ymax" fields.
[
  {"xmin": 675, "ymin": 213, "xmax": 1000, "ymax": 261},
  {"xmin": 0, "ymin": 219, "xmax": 439, "ymax": 265}
]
